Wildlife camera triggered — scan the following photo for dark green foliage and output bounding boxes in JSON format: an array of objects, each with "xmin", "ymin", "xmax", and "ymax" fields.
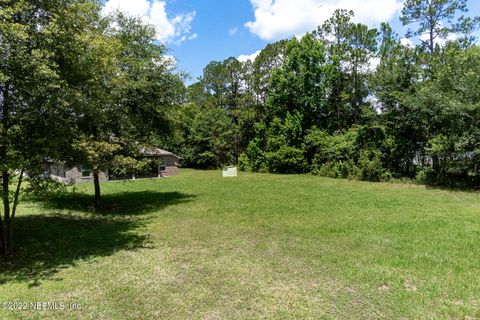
[
  {"xmin": 0, "ymin": 0, "xmax": 109, "ymax": 255},
  {"xmin": 266, "ymin": 146, "xmax": 307, "ymax": 174},
  {"xmin": 172, "ymin": 3, "xmax": 479, "ymax": 188},
  {"xmin": 0, "ymin": 0, "xmax": 184, "ymax": 255},
  {"xmin": 243, "ymin": 139, "xmax": 267, "ymax": 173},
  {"xmin": 307, "ymin": 126, "xmax": 392, "ymax": 181},
  {"xmin": 252, "ymin": 40, "xmax": 289, "ymax": 105},
  {"xmin": 310, "ymin": 128, "xmax": 360, "ymax": 179},
  {"xmin": 237, "ymin": 153, "xmax": 251, "ymax": 172},
  {"xmin": 24, "ymin": 177, "xmax": 68, "ymax": 200},
  {"xmin": 266, "ymin": 34, "xmax": 329, "ymax": 128},
  {"xmin": 168, "ymin": 104, "xmax": 235, "ymax": 169},
  {"xmin": 190, "ymin": 107, "xmax": 235, "ymax": 168},
  {"xmin": 315, "ymin": 160, "xmax": 360, "ymax": 179},
  {"xmin": 358, "ymin": 149, "xmax": 389, "ymax": 182}
]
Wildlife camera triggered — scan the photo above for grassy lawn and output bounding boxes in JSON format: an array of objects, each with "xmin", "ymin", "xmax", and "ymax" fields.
[{"xmin": 1, "ymin": 169, "xmax": 480, "ymax": 319}]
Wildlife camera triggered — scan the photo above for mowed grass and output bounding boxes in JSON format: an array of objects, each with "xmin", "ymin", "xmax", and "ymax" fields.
[{"xmin": 1, "ymin": 169, "xmax": 480, "ymax": 319}]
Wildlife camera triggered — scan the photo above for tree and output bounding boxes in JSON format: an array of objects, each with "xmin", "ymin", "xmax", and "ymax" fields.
[
  {"xmin": 372, "ymin": 24, "xmax": 426, "ymax": 176},
  {"xmin": 267, "ymin": 34, "xmax": 330, "ymax": 129},
  {"xmin": 187, "ymin": 57, "xmax": 257, "ymax": 162},
  {"xmin": 0, "ymin": 0, "xmax": 102, "ymax": 256},
  {"xmin": 72, "ymin": 141, "xmax": 121, "ymax": 208},
  {"xmin": 401, "ymin": 0, "xmax": 479, "ymax": 55},
  {"xmin": 66, "ymin": 12, "xmax": 183, "ymax": 208},
  {"xmin": 172, "ymin": 103, "xmax": 235, "ymax": 168},
  {"xmin": 53, "ymin": 4, "xmax": 123, "ymax": 209},
  {"xmin": 168, "ymin": 5, "xmax": 480, "ymax": 188},
  {"xmin": 414, "ymin": 44, "xmax": 480, "ymax": 186},
  {"xmin": 316, "ymin": 9, "xmax": 379, "ymax": 129},
  {"xmin": 252, "ymin": 40, "xmax": 288, "ymax": 106}
]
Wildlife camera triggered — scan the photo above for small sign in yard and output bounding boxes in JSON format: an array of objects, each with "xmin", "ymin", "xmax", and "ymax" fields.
[{"xmin": 223, "ymin": 166, "xmax": 237, "ymax": 177}]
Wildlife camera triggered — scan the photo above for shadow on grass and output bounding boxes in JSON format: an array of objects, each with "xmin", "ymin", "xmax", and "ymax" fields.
[
  {"xmin": 38, "ymin": 190, "xmax": 195, "ymax": 216},
  {"xmin": 0, "ymin": 191, "xmax": 194, "ymax": 286}
]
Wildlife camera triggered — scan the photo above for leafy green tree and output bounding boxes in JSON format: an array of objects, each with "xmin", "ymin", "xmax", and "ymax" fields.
[
  {"xmin": 240, "ymin": 112, "xmax": 305, "ymax": 173},
  {"xmin": 0, "ymin": 0, "xmax": 103, "ymax": 256},
  {"xmin": 417, "ymin": 44, "xmax": 480, "ymax": 186},
  {"xmin": 72, "ymin": 141, "xmax": 121, "ymax": 207},
  {"xmin": 54, "ymin": 5, "xmax": 122, "ymax": 209},
  {"xmin": 187, "ymin": 57, "xmax": 257, "ymax": 162},
  {"xmin": 66, "ymin": 13, "xmax": 183, "ymax": 208},
  {"xmin": 266, "ymin": 146, "xmax": 307, "ymax": 174},
  {"xmin": 252, "ymin": 40, "xmax": 288, "ymax": 106},
  {"xmin": 372, "ymin": 23, "xmax": 427, "ymax": 177},
  {"xmin": 267, "ymin": 34, "xmax": 330, "ymax": 129},
  {"xmin": 189, "ymin": 106, "xmax": 235, "ymax": 168},
  {"xmin": 173, "ymin": 5, "xmax": 480, "ymax": 189}
]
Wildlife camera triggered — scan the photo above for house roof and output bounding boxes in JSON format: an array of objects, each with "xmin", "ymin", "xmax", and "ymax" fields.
[{"xmin": 140, "ymin": 147, "xmax": 181, "ymax": 159}]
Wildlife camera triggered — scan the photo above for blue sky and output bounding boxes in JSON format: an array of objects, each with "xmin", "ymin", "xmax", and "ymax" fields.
[
  {"xmin": 164, "ymin": 0, "xmax": 267, "ymax": 82},
  {"xmin": 102, "ymin": 0, "xmax": 480, "ymax": 83}
]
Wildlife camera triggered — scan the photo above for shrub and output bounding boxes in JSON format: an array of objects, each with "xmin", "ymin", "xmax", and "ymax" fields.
[
  {"xmin": 238, "ymin": 153, "xmax": 251, "ymax": 172},
  {"xmin": 415, "ymin": 167, "xmax": 450, "ymax": 186},
  {"xmin": 315, "ymin": 160, "xmax": 360, "ymax": 179},
  {"xmin": 245, "ymin": 140, "xmax": 267, "ymax": 172},
  {"xmin": 25, "ymin": 177, "xmax": 68, "ymax": 199},
  {"xmin": 380, "ymin": 170, "xmax": 394, "ymax": 182},
  {"xmin": 266, "ymin": 146, "xmax": 306, "ymax": 174},
  {"xmin": 358, "ymin": 149, "xmax": 385, "ymax": 182}
]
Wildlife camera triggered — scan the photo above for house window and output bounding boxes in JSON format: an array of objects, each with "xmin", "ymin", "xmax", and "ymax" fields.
[
  {"xmin": 81, "ymin": 165, "xmax": 91, "ymax": 178},
  {"xmin": 159, "ymin": 159, "xmax": 166, "ymax": 171}
]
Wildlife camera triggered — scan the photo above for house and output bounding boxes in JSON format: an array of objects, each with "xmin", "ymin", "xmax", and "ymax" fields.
[{"xmin": 42, "ymin": 148, "xmax": 180, "ymax": 184}]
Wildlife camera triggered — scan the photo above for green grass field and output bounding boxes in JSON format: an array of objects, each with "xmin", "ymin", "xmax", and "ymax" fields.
[{"xmin": 1, "ymin": 169, "xmax": 480, "ymax": 319}]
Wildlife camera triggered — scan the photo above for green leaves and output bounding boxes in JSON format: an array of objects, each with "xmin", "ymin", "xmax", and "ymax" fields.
[{"xmin": 72, "ymin": 140, "xmax": 122, "ymax": 172}]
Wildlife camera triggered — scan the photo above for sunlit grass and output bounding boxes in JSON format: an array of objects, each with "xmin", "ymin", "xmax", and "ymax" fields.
[{"xmin": 1, "ymin": 169, "xmax": 480, "ymax": 319}]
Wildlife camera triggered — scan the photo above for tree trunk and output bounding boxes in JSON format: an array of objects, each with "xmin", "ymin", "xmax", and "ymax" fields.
[
  {"xmin": 429, "ymin": 27, "xmax": 434, "ymax": 55},
  {"xmin": 353, "ymin": 59, "xmax": 359, "ymax": 125},
  {"xmin": 0, "ymin": 207, "xmax": 4, "ymax": 256},
  {"xmin": 2, "ymin": 170, "xmax": 11, "ymax": 256},
  {"xmin": 8, "ymin": 168, "xmax": 24, "ymax": 254},
  {"xmin": 1, "ymin": 85, "xmax": 9, "ymax": 257},
  {"xmin": 93, "ymin": 172, "xmax": 101, "ymax": 209}
]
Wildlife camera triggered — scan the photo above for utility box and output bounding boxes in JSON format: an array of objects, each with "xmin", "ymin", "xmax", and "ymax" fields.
[{"xmin": 223, "ymin": 166, "xmax": 238, "ymax": 177}]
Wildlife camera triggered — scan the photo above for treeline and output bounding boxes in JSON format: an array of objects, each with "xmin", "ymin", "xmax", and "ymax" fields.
[{"xmin": 167, "ymin": 1, "xmax": 480, "ymax": 188}]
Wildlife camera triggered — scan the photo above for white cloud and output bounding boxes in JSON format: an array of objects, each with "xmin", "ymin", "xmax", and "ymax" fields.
[
  {"xmin": 162, "ymin": 55, "xmax": 177, "ymax": 70},
  {"xmin": 229, "ymin": 27, "xmax": 239, "ymax": 36},
  {"xmin": 238, "ymin": 50, "xmax": 262, "ymax": 62},
  {"xmin": 245, "ymin": 0, "xmax": 403, "ymax": 41},
  {"xmin": 174, "ymin": 32, "xmax": 198, "ymax": 46},
  {"xmin": 400, "ymin": 37, "xmax": 414, "ymax": 47},
  {"xmin": 367, "ymin": 57, "xmax": 380, "ymax": 72},
  {"xmin": 103, "ymin": 0, "xmax": 196, "ymax": 44},
  {"xmin": 163, "ymin": 55, "xmax": 176, "ymax": 64},
  {"xmin": 419, "ymin": 31, "xmax": 458, "ymax": 46}
]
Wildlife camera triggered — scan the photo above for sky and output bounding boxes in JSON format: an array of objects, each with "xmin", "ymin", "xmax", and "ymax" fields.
[{"xmin": 102, "ymin": 0, "xmax": 480, "ymax": 83}]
